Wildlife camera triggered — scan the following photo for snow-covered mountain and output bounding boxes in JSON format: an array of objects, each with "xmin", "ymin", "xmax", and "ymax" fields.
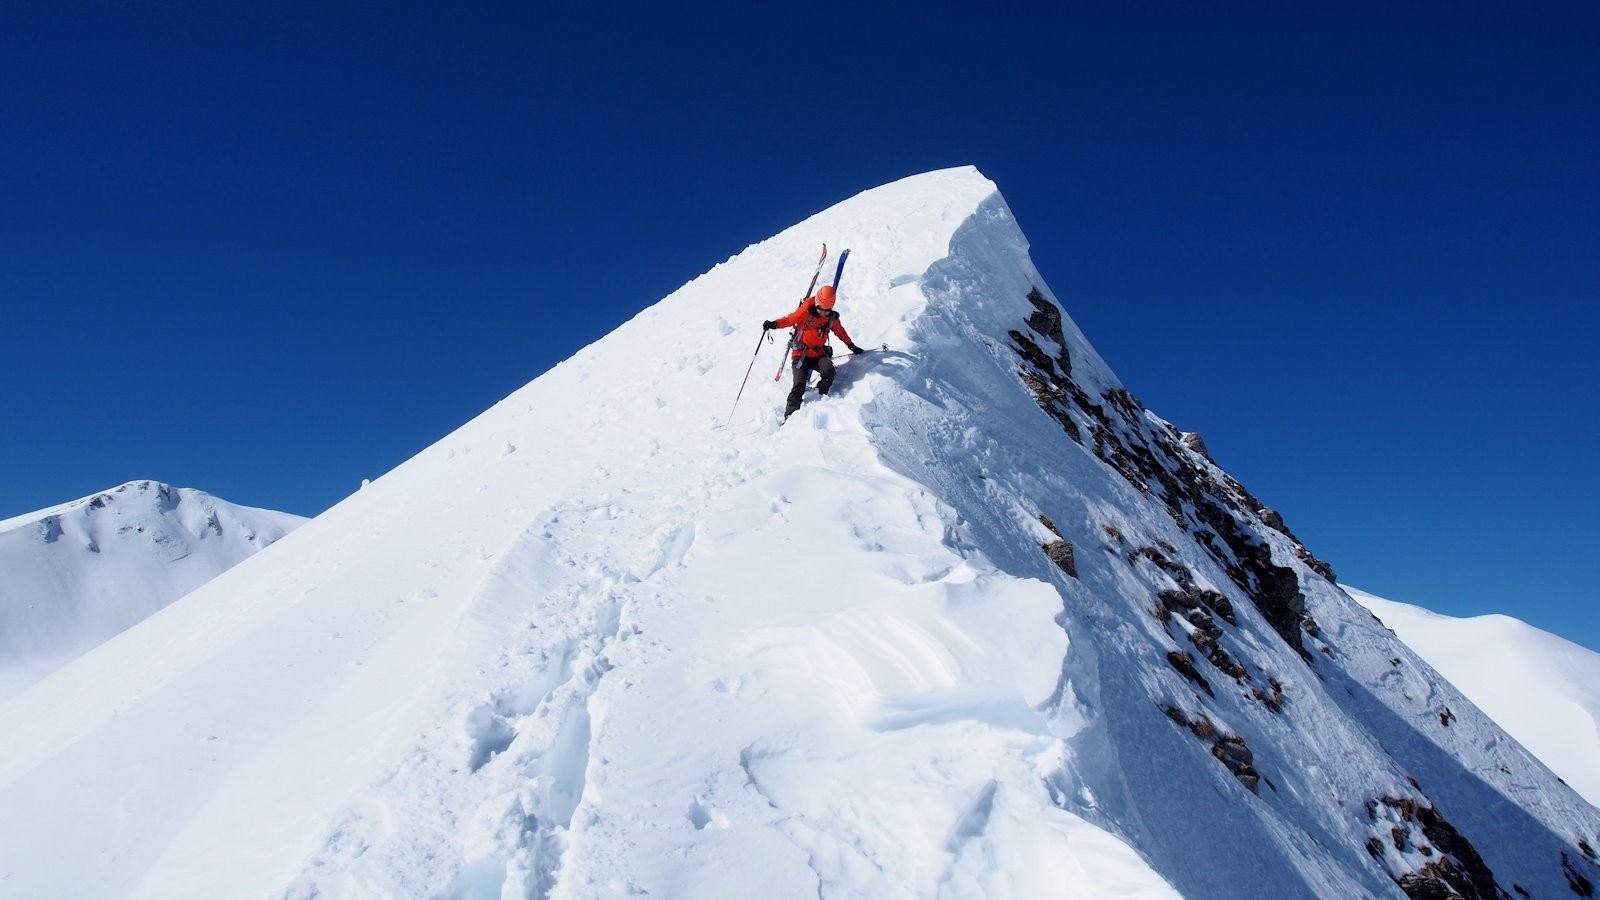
[
  {"xmin": 3, "ymin": 168, "xmax": 1597, "ymax": 899},
  {"xmin": 0, "ymin": 480, "xmax": 304, "ymax": 700},
  {"xmin": 1347, "ymin": 585, "xmax": 1600, "ymax": 809}
]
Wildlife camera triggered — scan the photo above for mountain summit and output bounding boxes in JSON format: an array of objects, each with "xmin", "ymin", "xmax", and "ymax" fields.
[
  {"xmin": 0, "ymin": 480, "xmax": 303, "ymax": 700},
  {"xmin": 2, "ymin": 168, "xmax": 1596, "ymax": 899}
]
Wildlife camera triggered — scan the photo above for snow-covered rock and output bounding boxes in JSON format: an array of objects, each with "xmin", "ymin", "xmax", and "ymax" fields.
[
  {"xmin": 0, "ymin": 480, "xmax": 304, "ymax": 699},
  {"xmin": 1, "ymin": 169, "xmax": 1596, "ymax": 899},
  {"xmin": 1348, "ymin": 585, "xmax": 1600, "ymax": 809}
]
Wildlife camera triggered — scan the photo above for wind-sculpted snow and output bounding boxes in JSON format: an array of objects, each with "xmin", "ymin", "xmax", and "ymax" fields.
[{"xmin": 1, "ymin": 168, "xmax": 1596, "ymax": 898}]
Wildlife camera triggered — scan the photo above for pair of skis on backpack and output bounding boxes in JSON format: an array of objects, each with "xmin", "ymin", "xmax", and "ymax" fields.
[
  {"xmin": 722, "ymin": 243, "xmax": 887, "ymax": 427},
  {"xmin": 771, "ymin": 244, "xmax": 888, "ymax": 375},
  {"xmin": 772, "ymin": 243, "xmax": 849, "ymax": 381}
]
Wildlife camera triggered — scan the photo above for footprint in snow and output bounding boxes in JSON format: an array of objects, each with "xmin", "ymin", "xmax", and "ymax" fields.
[{"xmin": 686, "ymin": 796, "xmax": 727, "ymax": 830}]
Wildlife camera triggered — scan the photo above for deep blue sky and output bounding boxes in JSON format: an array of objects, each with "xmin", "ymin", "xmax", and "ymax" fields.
[{"xmin": 5, "ymin": 4, "xmax": 1596, "ymax": 650}]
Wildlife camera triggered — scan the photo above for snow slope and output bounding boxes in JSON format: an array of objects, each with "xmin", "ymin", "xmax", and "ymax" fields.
[
  {"xmin": 1348, "ymin": 585, "xmax": 1600, "ymax": 808},
  {"xmin": 2, "ymin": 168, "xmax": 1597, "ymax": 899},
  {"xmin": 0, "ymin": 480, "xmax": 303, "ymax": 699}
]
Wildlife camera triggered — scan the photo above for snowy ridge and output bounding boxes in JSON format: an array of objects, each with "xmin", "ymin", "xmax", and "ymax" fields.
[
  {"xmin": 0, "ymin": 480, "xmax": 303, "ymax": 699},
  {"xmin": 1, "ymin": 168, "xmax": 1597, "ymax": 899},
  {"xmin": 1348, "ymin": 585, "xmax": 1600, "ymax": 808}
]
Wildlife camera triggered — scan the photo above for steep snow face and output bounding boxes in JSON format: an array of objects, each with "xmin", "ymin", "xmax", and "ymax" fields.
[
  {"xmin": 1347, "ymin": 585, "xmax": 1600, "ymax": 808},
  {"xmin": 1, "ymin": 168, "xmax": 1597, "ymax": 900},
  {"xmin": 0, "ymin": 480, "xmax": 304, "ymax": 699},
  {"xmin": 853, "ymin": 193, "xmax": 1600, "ymax": 898}
]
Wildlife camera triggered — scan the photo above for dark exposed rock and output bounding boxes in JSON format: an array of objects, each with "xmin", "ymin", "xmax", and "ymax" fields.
[
  {"xmin": 1251, "ymin": 677, "xmax": 1286, "ymax": 713},
  {"xmin": 1003, "ymin": 290, "xmax": 1341, "ymax": 659},
  {"xmin": 1012, "ymin": 333, "xmax": 1083, "ymax": 444},
  {"xmin": 1203, "ymin": 642, "xmax": 1249, "ymax": 683},
  {"xmin": 1567, "ymin": 853, "xmax": 1597, "ymax": 897},
  {"xmin": 1023, "ymin": 287, "xmax": 1070, "ymax": 372},
  {"xmin": 1130, "ymin": 545, "xmax": 1192, "ymax": 582},
  {"xmin": 1398, "ymin": 864, "xmax": 1478, "ymax": 900},
  {"xmin": 1042, "ymin": 540, "xmax": 1076, "ymax": 577},
  {"xmin": 1135, "ymin": 544, "xmax": 1253, "ymax": 687},
  {"xmin": 1370, "ymin": 796, "xmax": 1505, "ymax": 900},
  {"xmin": 1155, "ymin": 583, "xmax": 1253, "ymax": 691},
  {"xmin": 1161, "ymin": 706, "xmax": 1260, "ymax": 794},
  {"xmin": 1190, "ymin": 495, "xmax": 1314, "ymax": 661},
  {"xmin": 1162, "ymin": 704, "xmax": 1213, "ymax": 738},
  {"xmin": 1158, "ymin": 585, "xmax": 1238, "ymax": 628},
  {"xmin": 1439, "ymin": 707, "xmax": 1456, "ymax": 727},
  {"xmin": 1036, "ymin": 515, "xmax": 1078, "ymax": 577},
  {"xmin": 1101, "ymin": 379, "xmax": 1323, "ymax": 660},
  {"xmin": 1181, "ymin": 431, "xmax": 1211, "ymax": 459},
  {"xmin": 1212, "ymin": 736, "xmax": 1260, "ymax": 794},
  {"xmin": 1294, "ymin": 545, "xmax": 1339, "ymax": 583},
  {"xmin": 1010, "ymin": 287, "xmax": 1078, "ymax": 444},
  {"xmin": 1579, "ymin": 839, "xmax": 1596, "ymax": 861},
  {"xmin": 1176, "ymin": 604, "xmax": 1224, "ymax": 644},
  {"xmin": 1166, "ymin": 650, "xmax": 1214, "ymax": 696},
  {"xmin": 1255, "ymin": 502, "xmax": 1337, "ymax": 582}
]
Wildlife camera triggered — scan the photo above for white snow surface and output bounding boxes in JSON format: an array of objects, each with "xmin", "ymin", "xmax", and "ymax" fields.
[
  {"xmin": 2, "ymin": 167, "xmax": 1597, "ymax": 899},
  {"xmin": 1347, "ymin": 585, "xmax": 1600, "ymax": 809},
  {"xmin": 0, "ymin": 480, "xmax": 303, "ymax": 700}
]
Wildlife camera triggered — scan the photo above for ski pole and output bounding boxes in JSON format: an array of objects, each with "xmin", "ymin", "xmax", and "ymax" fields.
[
  {"xmin": 772, "ymin": 336, "xmax": 796, "ymax": 382},
  {"xmin": 724, "ymin": 328, "xmax": 772, "ymax": 426}
]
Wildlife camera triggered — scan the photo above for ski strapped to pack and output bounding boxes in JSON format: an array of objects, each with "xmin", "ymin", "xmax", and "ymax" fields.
[
  {"xmin": 726, "ymin": 244, "xmax": 827, "ymax": 425},
  {"xmin": 775, "ymin": 247, "xmax": 850, "ymax": 380}
]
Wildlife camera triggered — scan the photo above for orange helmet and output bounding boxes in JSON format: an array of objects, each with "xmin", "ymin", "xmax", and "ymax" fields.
[{"xmin": 815, "ymin": 284, "xmax": 836, "ymax": 309}]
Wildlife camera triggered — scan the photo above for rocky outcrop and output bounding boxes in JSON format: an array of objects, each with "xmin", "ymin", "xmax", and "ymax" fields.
[
  {"xmin": 1162, "ymin": 706, "xmax": 1260, "ymax": 794},
  {"xmin": 1567, "ymin": 853, "xmax": 1596, "ymax": 897},
  {"xmin": 1037, "ymin": 515, "xmax": 1077, "ymax": 577},
  {"xmin": 1010, "ymin": 328, "xmax": 1083, "ymax": 444},
  {"xmin": 1007, "ymin": 288, "xmax": 1333, "ymax": 662},
  {"xmin": 1166, "ymin": 650, "xmax": 1214, "ymax": 697},
  {"xmin": 1365, "ymin": 795, "xmax": 1505, "ymax": 900}
]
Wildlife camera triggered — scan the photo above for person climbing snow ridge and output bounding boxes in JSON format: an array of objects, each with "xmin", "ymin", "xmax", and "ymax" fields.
[{"xmin": 762, "ymin": 283, "xmax": 863, "ymax": 419}]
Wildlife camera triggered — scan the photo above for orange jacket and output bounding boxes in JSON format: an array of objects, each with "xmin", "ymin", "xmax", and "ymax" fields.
[{"xmin": 773, "ymin": 299, "xmax": 854, "ymax": 359}]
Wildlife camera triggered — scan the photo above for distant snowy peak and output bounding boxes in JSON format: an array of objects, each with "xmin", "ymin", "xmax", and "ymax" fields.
[
  {"xmin": 3, "ymin": 479, "xmax": 293, "ymax": 543},
  {"xmin": 1346, "ymin": 585, "xmax": 1600, "ymax": 808},
  {"xmin": 0, "ymin": 479, "xmax": 299, "ymax": 550},
  {"xmin": 0, "ymin": 480, "xmax": 305, "ymax": 699}
]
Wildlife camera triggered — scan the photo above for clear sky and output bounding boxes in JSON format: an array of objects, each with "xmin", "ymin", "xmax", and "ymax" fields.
[{"xmin": 5, "ymin": 4, "xmax": 1596, "ymax": 650}]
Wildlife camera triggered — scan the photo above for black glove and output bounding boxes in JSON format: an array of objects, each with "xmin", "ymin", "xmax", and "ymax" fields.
[
  {"xmin": 848, "ymin": 343, "xmax": 864, "ymax": 354},
  {"xmin": 762, "ymin": 320, "xmax": 777, "ymax": 331}
]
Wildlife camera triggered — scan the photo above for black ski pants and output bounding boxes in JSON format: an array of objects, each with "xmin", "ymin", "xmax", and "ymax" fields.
[{"xmin": 785, "ymin": 354, "xmax": 836, "ymax": 417}]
